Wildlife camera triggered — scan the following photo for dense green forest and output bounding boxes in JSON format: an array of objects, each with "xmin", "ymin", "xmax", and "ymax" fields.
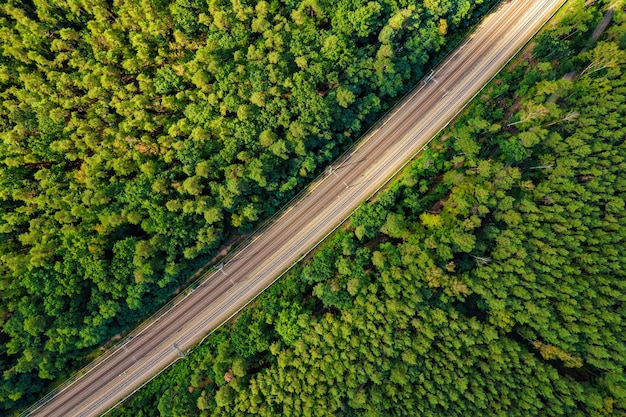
[
  {"xmin": 0, "ymin": 0, "xmax": 498, "ymax": 412},
  {"xmin": 110, "ymin": 1, "xmax": 626, "ymax": 415}
]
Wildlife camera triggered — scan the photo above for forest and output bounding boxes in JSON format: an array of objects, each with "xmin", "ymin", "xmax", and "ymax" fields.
[
  {"xmin": 109, "ymin": 0, "xmax": 626, "ymax": 415},
  {"xmin": 0, "ymin": 0, "xmax": 498, "ymax": 412}
]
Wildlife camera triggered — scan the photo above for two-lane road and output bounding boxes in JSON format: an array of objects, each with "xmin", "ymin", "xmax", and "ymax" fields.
[{"xmin": 27, "ymin": 0, "xmax": 567, "ymax": 415}]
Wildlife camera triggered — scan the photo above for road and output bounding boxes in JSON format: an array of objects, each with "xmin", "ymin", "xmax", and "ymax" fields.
[{"xmin": 26, "ymin": 0, "xmax": 566, "ymax": 415}]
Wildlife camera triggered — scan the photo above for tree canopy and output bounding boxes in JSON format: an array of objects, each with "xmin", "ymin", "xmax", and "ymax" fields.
[
  {"xmin": 110, "ymin": 1, "xmax": 626, "ymax": 416},
  {"xmin": 0, "ymin": 0, "xmax": 497, "ymax": 412}
]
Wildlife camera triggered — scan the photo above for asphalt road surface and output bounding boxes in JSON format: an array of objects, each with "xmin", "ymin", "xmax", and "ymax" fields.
[{"xmin": 27, "ymin": 0, "xmax": 566, "ymax": 415}]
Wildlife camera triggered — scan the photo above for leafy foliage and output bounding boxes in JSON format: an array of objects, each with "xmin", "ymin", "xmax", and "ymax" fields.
[
  {"xmin": 0, "ymin": 0, "xmax": 495, "ymax": 411},
  {"xmin": 113, "ymin": 1, "xmax": 626, "ymax": 416}
]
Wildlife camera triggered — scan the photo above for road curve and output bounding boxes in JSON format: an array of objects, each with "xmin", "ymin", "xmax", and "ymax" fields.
[{"xmin": 27, "ymin": 1, "xmax": 566, "ymax": 415}]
